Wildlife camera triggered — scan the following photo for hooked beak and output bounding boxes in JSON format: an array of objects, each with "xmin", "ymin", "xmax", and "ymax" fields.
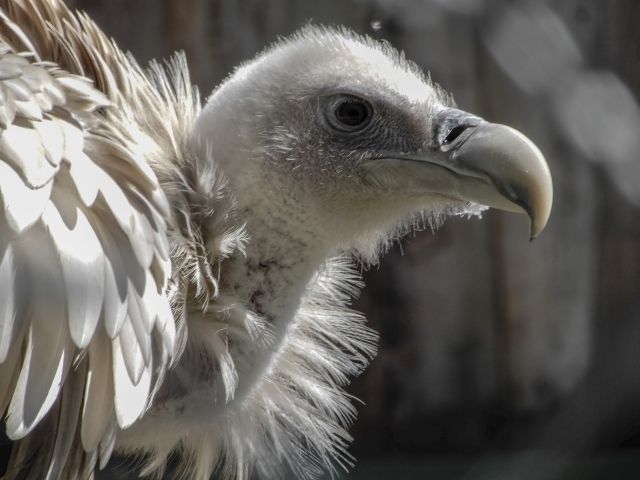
[{"xmin": 394, "ymin": 109, "xmax": 553, "ymax": 239}]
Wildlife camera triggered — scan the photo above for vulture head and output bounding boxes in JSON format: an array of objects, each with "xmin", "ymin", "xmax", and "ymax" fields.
[{"xmin": 195, "ymin": 27, "xmax": 552, "ymax": 263}]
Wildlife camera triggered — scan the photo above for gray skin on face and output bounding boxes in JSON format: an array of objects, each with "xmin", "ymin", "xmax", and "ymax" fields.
[
  {"xmin": 248, "ymin": 54, "xmax": 442, "ymax": 182},
  {"xmin": 261, "ymin": 87, "xmax": 437, "ymax": 187}
]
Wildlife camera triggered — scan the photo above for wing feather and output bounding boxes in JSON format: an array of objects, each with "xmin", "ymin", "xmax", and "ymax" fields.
[
  {"xmin": 44, "ymin": 358, "xmax": 86, "ymax": 480},
  {"xmin": 0, "ymin": 234, "xmax": 21, "ymax": 362},
  {"xmin": 93, "ymin": 165, "xmax": 136, "ymax": 235},
  {"xmin": 113, "ymin": 332, "xmax": 152, "ymax": 427},
  {"xmin": 81, "ymin": 331, "xmax": 115, "ymax": 451},
  {"xmin": 130, "ymin": 187, "xmax": 170, "ymax": 262},
  {"xmin": 0, "ymin": 60, "xmax": 23, "ymax": 80},
  {"xmin": 67, "ymin": 151, "xmax": 101, "ymax": 205},
  {"xmin": 0, "ymin": 91, "xmax": 15, "ymax": 128},
  {"xmin": 156, "ymin": 295, "xmax": 176, "ymax": 355},
  {"xmin": 4, "ymin": 77, "xmax": 33, "ymax": 101},
  {"xmin": 44, "ymin": 190, "xmax": 105, "ymax": 350},
  {"xmin": 32, "ymin": 115, "xmax": 65, "ymax": 167},
  {"xmin": 129, "ymin": 210, "xmax": 155, "ymax": 269},
  {"xmin": 5, "ymin": 222, "xmax": 73, "ymax": 439},
  {"xmin": 0, "ymin": 14, "xmax": 176, "ymax": 476},
  {"xmin": 127, "ymin": 287, "xmax": 153, "ymax": 364},
  {"xmin": 0, "ymin": 333, "xmax": 20, "ymax": 417},
  {"xmin": 98, "ymin": 417, "xmax": 118, "ymax": 470},
  {"xmin": 0, "ymin": 120, "xmax": 58, "ymax": 188},
  {"xmin": 0, "ymin": 10, "xmax": 39, "ymax": 60},
  {"xmin": 0, "ymin": 160, "xmax": 53, "ymax": 233},
  {"xmin": 115, "ymin": 315, "xmax": 146, "ymax": 385},
  {"xmin": 95, "ymin": 220, "xmax": 129, "ymax": 338}
]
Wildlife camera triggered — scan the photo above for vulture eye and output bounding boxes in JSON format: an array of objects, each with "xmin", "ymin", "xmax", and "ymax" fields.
[{"xmin": 326, "ymin": 95, "xmax": 373, "ymax": 132}]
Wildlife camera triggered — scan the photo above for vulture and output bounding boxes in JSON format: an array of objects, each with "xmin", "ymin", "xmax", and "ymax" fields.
[{"xmin": 0, "ymin": 0, "xmax": 552, "ymax": 479}]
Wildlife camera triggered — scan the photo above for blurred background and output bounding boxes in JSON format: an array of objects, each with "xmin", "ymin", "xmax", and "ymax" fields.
[{"xmin": 67, "ymin": 0, "xmax": 640, "ymax": 478}]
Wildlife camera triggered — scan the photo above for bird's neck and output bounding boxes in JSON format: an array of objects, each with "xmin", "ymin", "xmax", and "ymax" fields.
[
  {"xmin": 226, "ymin": 181, "xmax": 334, "ymax": 331},
  {"xmin": 178, "ymin": 182, "xmax": 331, "ymax": 407}
]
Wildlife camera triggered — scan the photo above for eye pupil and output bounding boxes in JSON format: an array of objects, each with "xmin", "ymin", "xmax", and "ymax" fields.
[
  {"xmin": 335, "ymin": 101, "xmax": 368, "ymax": 126},
  {"xmin": 324, "ymin": 95, "xmax": 373, "ymax": 132}
]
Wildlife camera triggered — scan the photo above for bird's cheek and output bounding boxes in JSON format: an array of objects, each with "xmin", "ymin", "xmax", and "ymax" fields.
[{"xmin": 365, "ymin": 158, "xmax": 462, "ymax": 198}]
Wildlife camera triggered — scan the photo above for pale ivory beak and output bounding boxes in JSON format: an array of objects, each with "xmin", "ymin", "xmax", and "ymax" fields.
[{"xmin": 396, "ymin": 111, "xmax": 553, "ymax": 239}]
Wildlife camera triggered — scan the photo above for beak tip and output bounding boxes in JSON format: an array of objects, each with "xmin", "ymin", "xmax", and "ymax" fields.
[
  {"xmin": 477, "ymin": 123, "xmax": 553, "ymax": 241},
  {"xmin": 527, "ymin": 200, "xmax": 552, "ymax": 241}
]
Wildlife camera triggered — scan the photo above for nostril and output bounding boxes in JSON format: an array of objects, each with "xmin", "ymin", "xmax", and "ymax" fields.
[
  {"xmin": 435, "ymin": 109, "xmax": 483, "ymax": 148},
  {"xmin": 443, "ymin": 124, "xmax": 468, "ymax": 145}
]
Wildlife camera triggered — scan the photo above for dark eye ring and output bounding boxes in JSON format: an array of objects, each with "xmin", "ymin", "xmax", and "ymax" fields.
[{"xmin": 326, "ymin": 95, "xmax": 373, "ymax": 132}]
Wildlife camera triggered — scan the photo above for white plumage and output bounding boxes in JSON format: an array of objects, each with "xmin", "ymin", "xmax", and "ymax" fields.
[{"xmin": 0, "ymin": 1, "xmax": 552, "ymax": 479}]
